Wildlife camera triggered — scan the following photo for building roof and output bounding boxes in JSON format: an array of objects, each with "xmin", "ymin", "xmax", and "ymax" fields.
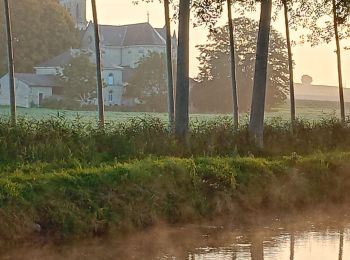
[
  {"xmin": 90, "ymin": 22, "xmax": 166, "ymax": 47},
  {"xmin": 155, "ymin": 27, "xmax": 166, "ymax": 39},
  {"xmin": 15, "ymin": 73, "xmax": 61, "ymax": 88},
  {"xmin": 36, "ymin": 49, "xmax": 81, "ymax": 68},
  {"xmin": 294, "ymin": 83, "xmax": 350, "ymax": 102}
]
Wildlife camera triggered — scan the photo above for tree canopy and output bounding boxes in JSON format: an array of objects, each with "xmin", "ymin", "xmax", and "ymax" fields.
[
  {"xmin": 127, "ymin": 52, "xmax": 168, "ymax": 111},
  {"xmin": 193, "ymin": 17, "xmax": 289, "ymax": 113},
  {"xmin": 0, "ymin": 0, "xmax": 78, "ymax": 75},
  {"xmin": 59, "ymin": 53, "xmax": 97, "ymax": 106}
]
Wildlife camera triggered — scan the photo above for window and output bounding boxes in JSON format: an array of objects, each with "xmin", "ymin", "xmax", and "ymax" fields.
[
  {"xmin": 108, "ymin": 91, "xmax": 113, "ymax": 102},
  {"xmin": 138, "ymin": 48, "xmax": 145, "ymax": 54},
  {"xmin": 107, "ymin": 73, "xmax": 114, "ymax": 86}
]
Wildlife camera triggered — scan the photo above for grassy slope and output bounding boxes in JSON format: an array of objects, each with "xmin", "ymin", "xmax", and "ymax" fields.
[{"xmin": 1, "ymin": 152, "xmax": 350, "ymax": 244}]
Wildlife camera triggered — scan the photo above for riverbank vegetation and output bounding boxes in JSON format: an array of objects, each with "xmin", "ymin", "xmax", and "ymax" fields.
[
  {"xmin": 0, "ymin": 117, "xmax": 350, "ymax": 244},
  {"xmin": 1, "ymin": 150, "xmax": 350, "ymax": 245}
]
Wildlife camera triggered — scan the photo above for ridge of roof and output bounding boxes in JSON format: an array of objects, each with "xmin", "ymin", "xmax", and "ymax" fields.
[
  {"xmin": 87, "ymin": 22, "xmax": 166, "ymax": 47},
  {"xmin": 14, "ymin": 73, "xmax": 61, "ymax": 88}
]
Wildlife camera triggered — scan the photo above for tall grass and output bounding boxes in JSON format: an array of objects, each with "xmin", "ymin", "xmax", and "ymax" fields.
[{"xmin": 0, "ymin": 116, "xmax": 350, "ymax": 164}]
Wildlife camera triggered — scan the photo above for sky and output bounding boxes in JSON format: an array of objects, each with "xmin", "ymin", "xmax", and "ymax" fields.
[{"xmin": 87, "ymin": 0, "xmax": 350, "ymax": 86}]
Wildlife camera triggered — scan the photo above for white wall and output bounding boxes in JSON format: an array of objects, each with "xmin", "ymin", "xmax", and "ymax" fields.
[
  {"xmin": 102, "ymin": 68, "xmax": 123, "ymax": 86},
  {"xmin": 102, "ymin": 47, "xmax": 123, "ymax": 67},
  {"xmin": 0, "ymin": 75, "xmax": 53, "ymax": 108},
  {"xmin": 29, "ymin": 87, "xmax": 53, "ymax": 107},
  {"xmin": 102, "ymin": 68, "xmax": 123, "ymax": 106},
  {"xmin": 0, "ymin": 75, "xmax": 31, "ymax": 108},
  {"xmin": 104, "ymin": 85, "xmax": 124, "ymax": 106},
  {"xmin": 121, "ymin": 46, "xmax": 165, "ymax": 68}
]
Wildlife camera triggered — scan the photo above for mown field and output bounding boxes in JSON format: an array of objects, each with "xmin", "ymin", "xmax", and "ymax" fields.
[{"xmin": 1, "ymin": 100, "xmax": 350, "ymax": 122}]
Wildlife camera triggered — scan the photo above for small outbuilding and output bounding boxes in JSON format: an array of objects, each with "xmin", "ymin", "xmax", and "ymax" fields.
[{"xmin": 0, "ymin": 73, "xmax": 62, "ymax": 108}]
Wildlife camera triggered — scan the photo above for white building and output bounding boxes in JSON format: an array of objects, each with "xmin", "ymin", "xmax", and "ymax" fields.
[
  {"xmin": 81, "ymin": 22, "xmax": 170, "ymax": 69},
  {"xmin": 35, "ymin": 48, "xmax": 125, "ymax": 106},
  {"xmin": 0, "ymin": 73, "xmax": 62, "ymax": 108},
  {"xmin": 0, "ymin": 1, "xmax": 177, "ymax": 108}
]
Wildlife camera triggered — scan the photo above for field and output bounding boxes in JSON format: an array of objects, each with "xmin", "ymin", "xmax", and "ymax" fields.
[{"xmin": 1, "ymin": 100, "xmax": 350, "ymax": 123}]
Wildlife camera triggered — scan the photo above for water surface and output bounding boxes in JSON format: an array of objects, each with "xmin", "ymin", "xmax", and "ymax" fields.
[{"xmin": 2, "ymin": 211, "xmax": 350, "ymax": 259}]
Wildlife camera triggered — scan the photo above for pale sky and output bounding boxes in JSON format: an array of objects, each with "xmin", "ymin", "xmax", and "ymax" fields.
[{"xmin": 87, "ymin": 0, "xmax": 350, "ymax": 86}]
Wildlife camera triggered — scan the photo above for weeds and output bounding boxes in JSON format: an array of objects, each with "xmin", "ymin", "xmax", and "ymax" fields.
[
  {"xmin": 0, "ymin": 116, "xmax": 349, "ymax": 164},
  {"xmin": 0, "ymin": 152, "xmax": 350, "ymax": 242}
]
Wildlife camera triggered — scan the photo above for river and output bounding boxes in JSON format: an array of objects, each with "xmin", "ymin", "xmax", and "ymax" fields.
[{"xmin": 2, "ymin": 209, "xmax": 350, "ymax": 259}]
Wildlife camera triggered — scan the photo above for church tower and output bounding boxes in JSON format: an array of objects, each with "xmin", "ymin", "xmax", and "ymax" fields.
[{"xmin": 59, "ymin": 0, "xmax": 87, "ymax": 29}]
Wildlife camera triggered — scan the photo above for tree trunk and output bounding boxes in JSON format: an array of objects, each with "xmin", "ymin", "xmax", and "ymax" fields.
[
  {"xmin": 4, "ymin": 0, "xmax": 16, "ymax": 125},
  {"xmin": 249, "ymin": 0, "xmax": 273, "ymax": 148},
  {"xmin": 227, "ymin": 0, "xmax": 239, "ymax": 130},
  {"xmin": 164, "ymin": 0, "xmax": 175, "ymax": 130},
  {"xmin": 175, "ymin": 0, "xmax": 191, "ymax": 142},
  {"xmin": 290, "ymin": 233, "xmax": 295, "ymax": 260},
  {"xmin": 283, "ymin": 0, "xmax": 296, "ymax": 125},
  {"xmin": 91, "ymin": 0, "xmax": 105, "ymax": 127},
  {"xmin": 332, "ymin": 0, "xmax": 346, "ymax": 123},
  {"xmin": 339, "ymin": 230, "xmax": 344, "ymax": 260}
]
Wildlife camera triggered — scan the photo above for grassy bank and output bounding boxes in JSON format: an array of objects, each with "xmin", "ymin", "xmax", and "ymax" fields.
[
  {"xmin": 0, "ymin": 116, "xmax": 350, "ymax": 164},
  {"xmin": 1, "ymin": 152, "xmax": 350, "ymax": 245}
]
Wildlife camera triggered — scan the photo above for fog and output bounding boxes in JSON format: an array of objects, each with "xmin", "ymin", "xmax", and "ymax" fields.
[{"xmin": 2, "ymin": 208, "xmax": 350, "ymax": 260}]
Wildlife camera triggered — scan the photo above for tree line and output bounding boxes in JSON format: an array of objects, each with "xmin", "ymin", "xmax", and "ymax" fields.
[{"xmin": 3, "ymin": 0, "xmax": 350, "ymax": 147}]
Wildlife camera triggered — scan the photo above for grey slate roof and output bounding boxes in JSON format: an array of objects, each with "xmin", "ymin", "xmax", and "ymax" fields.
[
  {"xmin": 15, "ymin": 73, "xmax": 61, "ymax": 88},
  {"xmin": 155, "ymin": 27, "xmax": 166, "ymax": 39},
  {"xmin": 96, "ymin": 22, "xmax": 166, "ymax": 47}
]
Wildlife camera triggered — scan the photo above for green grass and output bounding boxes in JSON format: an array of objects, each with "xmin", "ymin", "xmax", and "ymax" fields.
[{"xmin": 0, "ymin": 152, "xmax": 350, "ymax": 244}]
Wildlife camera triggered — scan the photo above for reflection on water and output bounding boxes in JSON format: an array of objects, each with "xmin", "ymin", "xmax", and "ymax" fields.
[
  {"xmin": 2, "ymin": 212, "xmax": 350, "ymax": 259},
  {"xmin": 190, "ymin": 226, "xmax": 348, "ymax": 260}
]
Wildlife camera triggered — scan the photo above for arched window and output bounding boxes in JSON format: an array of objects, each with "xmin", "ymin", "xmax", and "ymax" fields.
[{"xmin": 108, "ymin": 73, "xmax": 114, "ymax": 86}]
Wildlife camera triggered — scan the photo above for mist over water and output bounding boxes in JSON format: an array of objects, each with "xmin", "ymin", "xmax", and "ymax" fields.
[{"xmin": 2, "ymin": 209, "xmax": 350, "ymax": 260}]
